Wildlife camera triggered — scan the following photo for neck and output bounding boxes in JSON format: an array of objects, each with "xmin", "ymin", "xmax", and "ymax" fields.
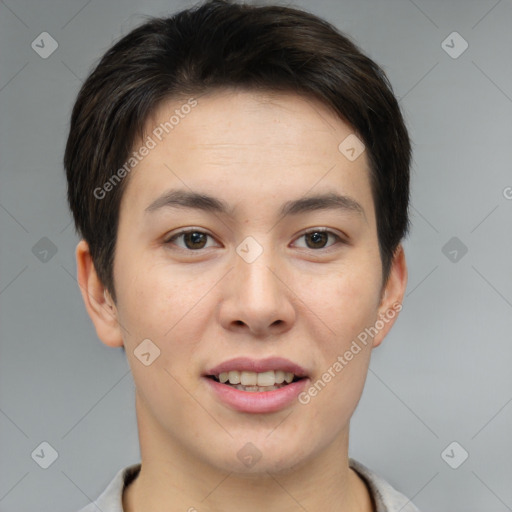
[{"xmin": 123, "ymin": 393, "xmax": 374, "ymax": 512}]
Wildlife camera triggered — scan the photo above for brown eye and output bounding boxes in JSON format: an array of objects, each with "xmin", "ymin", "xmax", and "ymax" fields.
[
  {"xmin": 305, "ymin": 231, "xmax": 329, "ymax": 249},
  {"xmin": 294, "ymin": 229, "xmax": 341, "ymax": 250},
  {"xmin": 166, "ymin": 230, "xmax": 217, "ymax": 250},
  {"xmin": 183, "ymin": 231, "xmax": 208, "ymax": 249}
]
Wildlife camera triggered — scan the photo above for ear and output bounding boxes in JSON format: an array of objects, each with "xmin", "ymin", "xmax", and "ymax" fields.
[
  {"xmin": 372, "ymin": 244, "xmax": 408, "ymax": 348},
  {"xmin": 75, "ymin": 240, "xmax": 124, "ymax": 348}
]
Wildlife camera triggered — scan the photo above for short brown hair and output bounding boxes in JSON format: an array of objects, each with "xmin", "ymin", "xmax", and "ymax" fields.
[{"xmin": 64, "ymin": 0, "xmax": 411, "ymax": 303}]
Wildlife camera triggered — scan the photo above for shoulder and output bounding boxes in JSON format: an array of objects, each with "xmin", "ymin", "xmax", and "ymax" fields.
[
  {"xmin": 349, "ymin": 458, "xmax": 421, "ymax": 512},
  {"xmin": 74, "ymin": 463, "xmax": 141, "ymax": 512}
]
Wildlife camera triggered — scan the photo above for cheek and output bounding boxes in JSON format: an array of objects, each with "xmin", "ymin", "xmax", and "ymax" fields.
[
  {"xmin": 297, "ymin": 263, "xmax": 380, "ymax": 409},
  {"xmin": 116, "ymin": 263, "xmax": 204, "ymax": 414},
  {"xmin": 115, "ymin": 256, "xmax": 214, "ymax": 376},
  {"xmin": 115, "ymin": 251, "xmax": 180, "ymax": 322},
  {"xmin": 312, "ymin": 265, "xmax": 382, "ymax": 344},
  {"xmin": 298, "ymin": 276, "xmax": 377, "ymax": 436}
]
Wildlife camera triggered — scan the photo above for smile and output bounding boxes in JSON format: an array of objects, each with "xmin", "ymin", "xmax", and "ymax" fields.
[
  {"xmin": 203, "ymin": 357, "xmax": 310, "ymax": 413},
  {"xmin": 208, "ymin": 370, "xmax": 303, "ymax": 391}
]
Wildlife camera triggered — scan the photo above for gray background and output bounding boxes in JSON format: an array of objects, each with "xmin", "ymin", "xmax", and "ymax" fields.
[{"xmin": 1, "ymin": 0, "xmax": 511, "ymax": 511}]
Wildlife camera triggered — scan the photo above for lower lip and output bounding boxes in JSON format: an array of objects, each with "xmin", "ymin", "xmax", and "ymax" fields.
[{"xmin": 203, "ymin": 377, "xmax": 309, "ymax": 414}]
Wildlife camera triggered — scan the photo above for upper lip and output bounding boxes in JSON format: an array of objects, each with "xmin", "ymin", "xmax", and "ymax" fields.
[{"xmin": 205, "ymin": 357, "xmax": 308, "ymax": 378}]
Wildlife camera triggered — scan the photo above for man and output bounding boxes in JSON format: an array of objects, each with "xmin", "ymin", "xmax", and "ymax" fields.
[{"xmin": 65, "ymin": 1, "xmax": 417, "ymax": 510}]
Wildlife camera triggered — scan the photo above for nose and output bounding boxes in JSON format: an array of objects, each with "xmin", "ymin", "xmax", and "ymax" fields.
[{"xmin": 218, "ymin": 245, "xmax": 296, "ymax": 337}]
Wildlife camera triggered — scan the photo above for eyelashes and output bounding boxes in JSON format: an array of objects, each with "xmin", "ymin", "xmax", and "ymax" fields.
[
  {"xmin": 165, "ymin": 229, "xmax": 218, "ymax": 251},
  {"xmin": 164, "ymin": 228, "xmax": 345, "ymax": 252},
  {"xmin": 293, "ymin": 229, "xmax": 343, "ymax": 250}
]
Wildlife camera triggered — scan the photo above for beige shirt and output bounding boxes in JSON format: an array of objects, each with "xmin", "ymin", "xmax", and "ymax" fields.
[{"xmin": 76, "ymin": 458, "xmax": 421, "ymax": 512}]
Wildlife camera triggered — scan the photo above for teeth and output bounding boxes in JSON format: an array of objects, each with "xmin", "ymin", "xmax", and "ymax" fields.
[
  {"xmin": 275, "ymin": 370, "xmax": 285, "ymax": 384},
  {"xmin": 232, "ymin": 384, "xmax": 286, "ymax": 392},
  {"xmin": 215, "ymin": 370, "xmax": 297, "ymax": 386},
  {"xmin": 228, "ymin": 371, "xmax": 240, "ymax": 384},
  {"xmin": 241, "ymin": 371, "xmax": 257, "ymax": 386},
  {"xmin": 257, "ymin": 371, "xmax": 275, "ymax": 387}
]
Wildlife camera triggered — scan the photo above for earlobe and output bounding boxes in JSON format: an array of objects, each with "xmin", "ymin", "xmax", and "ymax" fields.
[
  {"xmin": 372, "ymin": 244, "xmax": 408, "ymax": 348},
  {"xmin": 75, "ymin": 240, "xmax": 124, "ymax": 348}
]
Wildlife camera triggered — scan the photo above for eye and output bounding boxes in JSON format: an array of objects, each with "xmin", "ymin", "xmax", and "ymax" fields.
[
  {"xmin": 164, "ymin": 229, "xmax": 219, "ymax": 251},
  {"xmin": 293, "ymin": 229, "xmax": 343, "ymax": 250}
]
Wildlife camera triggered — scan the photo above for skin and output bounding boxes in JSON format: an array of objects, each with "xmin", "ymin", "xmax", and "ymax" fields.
[{"xmin": 76, "ymin": 89, "xmax": 407, "ymax": 512}]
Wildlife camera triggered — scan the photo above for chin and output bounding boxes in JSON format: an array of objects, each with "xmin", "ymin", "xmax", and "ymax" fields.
[{"xmin": 203, "ymin": 437, "xmax": 316, "ymax": 476}]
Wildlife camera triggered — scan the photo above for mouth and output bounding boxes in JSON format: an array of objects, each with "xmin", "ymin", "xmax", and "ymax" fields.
[
  {"xmin": 203, "ymin": 357, "xmax": 310, "ymax": 412},
  {"xmin": 206, "ymin": 370, "xmax": 306, "ymax": 392}
]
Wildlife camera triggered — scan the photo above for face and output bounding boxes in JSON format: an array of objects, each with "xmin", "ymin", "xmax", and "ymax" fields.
[{"xmin": 78, "ymin": 89, "xmax": 407, "ymax": 476}]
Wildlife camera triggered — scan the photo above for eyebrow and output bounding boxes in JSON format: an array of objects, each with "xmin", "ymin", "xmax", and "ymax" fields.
[{"xmin": 144, "ymin": 189, "xmax": 366, "ymax": 220}]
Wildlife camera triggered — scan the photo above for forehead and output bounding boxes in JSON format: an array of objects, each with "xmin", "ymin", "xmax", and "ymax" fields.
[
  {"xmin": 120, "ymin": 89, "xmax": 373, "ymax": 219},
  {"xmin": 151, "ymin": 88, "xmax": 349, "ymax": 146}
]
